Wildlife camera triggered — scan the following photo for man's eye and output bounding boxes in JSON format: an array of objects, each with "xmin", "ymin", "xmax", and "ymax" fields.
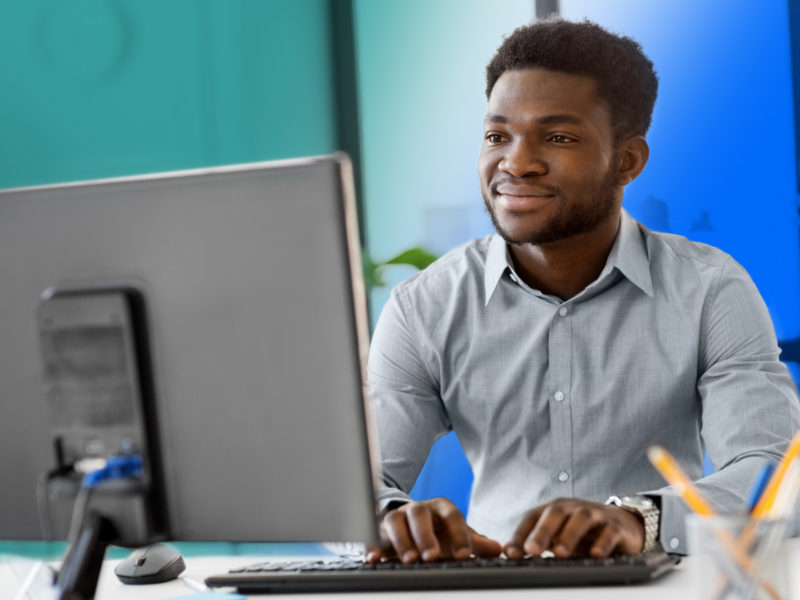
[
  {"xmin": 550, "ymin": 135, "xmax": 574, "ymax": 144},
  {"xmin": 486, "ymin": 134, "xmax": 505, "ymax": 144}
]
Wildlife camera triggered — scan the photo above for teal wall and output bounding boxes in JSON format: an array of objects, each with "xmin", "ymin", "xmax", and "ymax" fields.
[{"xmin": 0, "ymin": 0, "xmax": 338, "ymax": 189}]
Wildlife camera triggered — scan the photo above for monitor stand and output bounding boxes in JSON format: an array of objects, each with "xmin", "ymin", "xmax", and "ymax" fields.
[{"xmin": 55, "ymin": 512, "xmax": 117, "ymax": 600}]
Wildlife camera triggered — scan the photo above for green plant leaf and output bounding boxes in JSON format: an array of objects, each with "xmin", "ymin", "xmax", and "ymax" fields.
[
  {"xmin": 382, "ymin": 248, "xmax": 438, "ymax": 271},
  {"xmin": 362, "ymin": 247, "xmax": 439, "ymax": 292}
]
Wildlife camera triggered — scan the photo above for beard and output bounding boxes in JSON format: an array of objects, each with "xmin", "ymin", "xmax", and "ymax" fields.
[{"xmin": 481, "ymin": 157, "xmax": 621, "ymax": 246}]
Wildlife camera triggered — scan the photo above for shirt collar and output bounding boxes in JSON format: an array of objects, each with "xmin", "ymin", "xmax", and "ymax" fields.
[
  {"xmin": 611, "ymin": 209, "xmax": 654, "ymax": 298},
  {"xmin": 483, "ymin": 209, "xmax": 653, "ymax": 306},
  {"xmin": 484, "ymin": 233, "xmax": 512, "ymax": 306}
]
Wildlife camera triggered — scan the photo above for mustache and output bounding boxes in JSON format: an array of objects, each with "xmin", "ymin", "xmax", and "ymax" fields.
[{"xmin": 489, "ymin": 177, "xmax": 561, "ymax": 197}]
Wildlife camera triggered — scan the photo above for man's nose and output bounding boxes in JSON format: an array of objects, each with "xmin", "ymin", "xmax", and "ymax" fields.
[{"xmin": 498, "ymin": 140, "xmax": 547, "ymax": 178}]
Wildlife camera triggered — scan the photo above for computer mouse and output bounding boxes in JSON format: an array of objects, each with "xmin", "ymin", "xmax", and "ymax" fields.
[{"xmin": 114, "ymin": 543, "xmax": 186, "ymax": 585}]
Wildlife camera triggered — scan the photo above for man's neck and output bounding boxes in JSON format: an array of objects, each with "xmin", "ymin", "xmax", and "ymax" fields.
[{"xmin": 508, "ymin": 213, "xmax": 621, "ymax": 301}]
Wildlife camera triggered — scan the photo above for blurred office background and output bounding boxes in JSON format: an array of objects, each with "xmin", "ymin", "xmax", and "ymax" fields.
[{"xmin": 2, "ymin": 0, "xmax": 800, "ymax": 528}]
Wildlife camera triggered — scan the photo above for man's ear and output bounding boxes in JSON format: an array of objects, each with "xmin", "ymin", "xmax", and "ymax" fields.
[{"xmin": 616, "ymin": 136, "xmax": 649, "ymax": 186}]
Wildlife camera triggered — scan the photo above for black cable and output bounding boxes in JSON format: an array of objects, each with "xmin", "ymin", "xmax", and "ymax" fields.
[{"xmin": 38, "ymin": 437, "xmax": 75, "ymax": 543}]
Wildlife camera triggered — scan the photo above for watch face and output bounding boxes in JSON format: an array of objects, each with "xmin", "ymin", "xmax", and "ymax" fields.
[{"xmin": 622, "ymin": 496, "xmax": 653, "ymax": 509}]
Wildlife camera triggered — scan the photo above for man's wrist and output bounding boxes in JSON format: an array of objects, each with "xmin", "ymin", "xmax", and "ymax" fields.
[{"xmin": 605, "ymin": 495, "xmax": 660, "ymax": 552}]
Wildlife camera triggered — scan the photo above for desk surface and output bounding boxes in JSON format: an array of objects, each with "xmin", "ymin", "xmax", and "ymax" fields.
[{"xmin": 3, "ymin": 542, "xmax": 800, "ymax": 599}]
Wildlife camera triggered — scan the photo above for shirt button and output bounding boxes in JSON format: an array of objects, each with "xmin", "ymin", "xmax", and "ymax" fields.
[
  {"xmin": 554, "ymin": 390, "xmax": 565, "ymax": 402},
  {"xmin": 558, "ymin": 471, "xmax": 569, "ymax": 482},
  {"xmin": 669, "ymin": 537, "xmax": 680, "ymax": 550},
  {"xmin": 510, "ymin": 273, "xmax": 518, "ymax": 282},
  {"xmin": 558, "ymin": 306, "xmax": 568, "ymax": 317}
]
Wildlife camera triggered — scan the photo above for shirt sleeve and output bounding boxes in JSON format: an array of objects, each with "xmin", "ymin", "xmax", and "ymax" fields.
[
  {"xmin": 646, "ymin": 257, "xmax": 800, "ymax": 554},
  {"xmin": 368, "ymin": 287, "xmax": 452, "ymax": 512}
]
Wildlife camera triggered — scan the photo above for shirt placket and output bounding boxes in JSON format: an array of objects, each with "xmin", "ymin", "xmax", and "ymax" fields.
[{"xmin": 548, "ymin": 302, "xmax": 574, "ymax": 496}]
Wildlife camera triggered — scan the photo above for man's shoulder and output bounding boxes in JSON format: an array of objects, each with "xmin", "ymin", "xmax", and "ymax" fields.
[
  {"xmin": 391, "ymin": 235, "xmax": 494, "ymax": 301},
  {"xmin": 638, "ymin": 225, "xmax": 737, "ymax": 286}
]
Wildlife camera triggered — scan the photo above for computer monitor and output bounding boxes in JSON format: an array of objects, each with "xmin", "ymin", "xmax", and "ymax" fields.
[{"xmin": 0, "ymin": 154, "xmax": 379, "ymax": 545}]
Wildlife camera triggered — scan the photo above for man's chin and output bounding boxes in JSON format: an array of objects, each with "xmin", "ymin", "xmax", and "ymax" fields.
[{"xmin": 493, "ymin": 218, "xmax": 556, "ymax": 246}]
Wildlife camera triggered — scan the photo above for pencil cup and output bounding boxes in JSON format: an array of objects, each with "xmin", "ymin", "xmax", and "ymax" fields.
[{"xmin": 686, "ymin": 514, "xmax": 789, "ymax": 600}]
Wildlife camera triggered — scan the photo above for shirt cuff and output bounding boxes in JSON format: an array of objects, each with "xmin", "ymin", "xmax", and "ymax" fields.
[
  {"xmin": 640, "ymin": 488, "xmax": 690, "ymax": 555},
  {"xmin": 377, "ymin": 489, "xmax": 412, "ymax": 515}
]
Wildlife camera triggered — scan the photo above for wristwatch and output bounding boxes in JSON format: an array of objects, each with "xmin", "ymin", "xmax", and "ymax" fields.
[{"xmin": 605, "ymin": 495, "xmax": 660, "ymax": 553}]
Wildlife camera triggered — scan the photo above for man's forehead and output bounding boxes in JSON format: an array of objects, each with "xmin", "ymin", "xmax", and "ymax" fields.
[{"xmin": 486, "ymin": 68, "xmax": 609, "ymax": 126}]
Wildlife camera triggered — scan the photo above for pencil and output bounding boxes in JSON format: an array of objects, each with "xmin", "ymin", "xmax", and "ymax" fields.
[
  {"xmin": 767, "ymin": 460, "xmax": 800, "ymax": 520},
  {"xmin": 647, "ymin": 445, "xmax": 716, "ymax": 515},
  {"xmin": 745, "ymin": 462, "xmax": 775, "ymax": 514},
  {"xmin": 752, "ymin": 431, "xmax": 800, "ymax": 518}
]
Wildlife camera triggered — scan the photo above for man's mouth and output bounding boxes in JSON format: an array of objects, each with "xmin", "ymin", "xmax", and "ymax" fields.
[
  {"xmin": 495, "ymin": 186, "xmax": 557, "ymax": 211},
  {"xmin": 496, "ymin": 184, "xmax": 556, "ymax": 197},
  {"xmin": 497, "ymin": 194, "xmax": 555, "ymax": 212}
]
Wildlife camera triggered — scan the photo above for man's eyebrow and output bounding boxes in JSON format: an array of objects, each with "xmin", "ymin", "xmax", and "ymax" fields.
[
  {"xmin": 536, "ymin": 114, "xmax": 586, "ymax": 126},
  {"xmin": 484, "ymin": 114, "xmax": 507, "ymax": 124},
  {"xmin": 484, "ymin": 113, "xmax": 587, "ymax": 126}
]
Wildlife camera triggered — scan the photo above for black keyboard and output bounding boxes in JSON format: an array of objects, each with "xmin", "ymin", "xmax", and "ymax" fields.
[{"xmin": 205, "ymin": 551, "xmax": 680, "ymax": 593}]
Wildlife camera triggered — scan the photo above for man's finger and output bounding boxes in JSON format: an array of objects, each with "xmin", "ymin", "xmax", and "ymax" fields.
[
  {"xmin": 505, "ymin": 506, "xmax": 545, "ymax": 558},
  {"xmin": 589, "ymin": 523, "xmax": 623, "ymax": 558},
  {"xmin": 524, "ymin": 504, "xmax": 570, "ymax": 556},
  {"xmin": 406, "ymin": 503, "xmax": 441, "ymax": 562},
  {"xmin": 469, "ymin": 530, "xmax": 503, "ymax": 557},
  {"xmin": 383, "ymin": 510, "xmax": 419, "ymax": 563},
  {"xmin": 551, "ymin": 507, "xmax": 603, "ymax": 557},
  {"xmin": 365, "ymin": 544, "xmax": 383, "ymax": 563},
  {"xmin": 434, "ymin": 499, "xmax": 472, "ymax": 559}
]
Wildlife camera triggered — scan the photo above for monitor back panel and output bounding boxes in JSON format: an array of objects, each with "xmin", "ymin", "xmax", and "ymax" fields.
[{"xmin": 0, "ymin": 156, "xmax": 378, "ymax": 543}]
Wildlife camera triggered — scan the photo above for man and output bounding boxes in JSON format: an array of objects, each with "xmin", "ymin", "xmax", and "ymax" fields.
[{"xmin": 366, "ymin": 17, "xmax": 800, "ymax": 563}]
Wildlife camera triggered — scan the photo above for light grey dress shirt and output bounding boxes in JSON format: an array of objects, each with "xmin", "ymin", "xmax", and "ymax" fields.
[{"xmin": 368, "ymin": 210, "xmax": 800, "ymax": 554}]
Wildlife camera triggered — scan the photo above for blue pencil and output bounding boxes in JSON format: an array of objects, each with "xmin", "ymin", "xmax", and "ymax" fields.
[{"xmin": 746, "ymin": 462, "xmax": 776, "ymax": 514}]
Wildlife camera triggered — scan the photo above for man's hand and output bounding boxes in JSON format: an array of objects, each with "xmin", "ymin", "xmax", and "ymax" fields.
[
  {"xmin": 505, "ymin": 498, "xmax": 644, "ymax": 559},
  {"xmin": 367, "ymin": 498, "xmax": 502, "ymax": 563}
]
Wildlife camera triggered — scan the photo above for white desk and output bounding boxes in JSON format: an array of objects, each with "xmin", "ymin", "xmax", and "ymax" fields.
[{"xmin": 3, "ymin": 541, "xmax": 800, "ymax": 599}]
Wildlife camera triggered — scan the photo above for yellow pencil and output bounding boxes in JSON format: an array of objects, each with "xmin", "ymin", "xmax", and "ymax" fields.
[
  {"xmin": 752, "ymin": 430, "xmax": 800, "ymax": 518},
  {"xmin": 647, "ymin": 445, "xmax": 716, "ymax": 515}
]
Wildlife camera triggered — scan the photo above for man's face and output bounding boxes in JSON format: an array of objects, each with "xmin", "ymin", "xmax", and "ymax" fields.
[{"xmin": 479, "ymin": 68, "xmax": 622, "ymax": 246}]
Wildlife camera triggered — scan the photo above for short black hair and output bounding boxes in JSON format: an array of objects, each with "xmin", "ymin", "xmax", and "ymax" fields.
[{"xmin": 486, "ymin": 18, "xmax": 659, "ymax": 143}]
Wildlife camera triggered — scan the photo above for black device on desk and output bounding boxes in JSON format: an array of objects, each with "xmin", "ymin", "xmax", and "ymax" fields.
[
  {"xmin": 114, "ymin": 543, "xmax": 185, "ymax": 585},
  {"xmin": 0, "ymin": 155, "xmax": 677, "ymax": 596}
]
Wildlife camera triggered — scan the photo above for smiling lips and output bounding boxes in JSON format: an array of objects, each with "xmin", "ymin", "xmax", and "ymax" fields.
[{"xmin": 496, "ymin": 186, "xmax": 556, "ymax": 211}]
